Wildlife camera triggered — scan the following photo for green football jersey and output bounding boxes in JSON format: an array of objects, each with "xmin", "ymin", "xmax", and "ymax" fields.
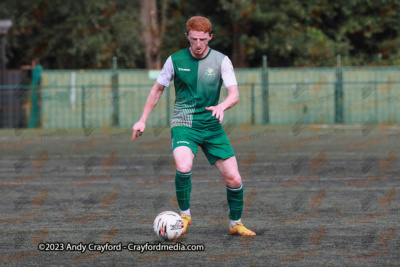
[{"xmin": 157, "ymin": 48, "xmax": 237, "ymax": 129}]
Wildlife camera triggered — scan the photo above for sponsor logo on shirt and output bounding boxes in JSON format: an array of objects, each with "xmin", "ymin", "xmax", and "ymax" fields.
[
  {"xmin": 177, "ymin": 141, "xmax": 190, "ymax": 144},
  {"xmin": 178, "ymin": 68, "xmax": 190, "ymax": 71},
  {"xmin": 205, "ymin": 67, "xmax": 216, "ymax": 75}
]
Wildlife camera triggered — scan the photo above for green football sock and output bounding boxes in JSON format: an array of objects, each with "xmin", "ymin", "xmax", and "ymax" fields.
[
  {"xmin": 175, "ymin": 170, "xmax": 192, "ymax": 211},
  {"xmin": 227, "ymin": 184, "xmax": 243, "ymax": 220}
]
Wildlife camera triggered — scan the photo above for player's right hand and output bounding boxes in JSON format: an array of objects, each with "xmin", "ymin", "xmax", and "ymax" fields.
[{"xmin": 132, "ymin": 121, "xmax": 145, "ymax": 141}]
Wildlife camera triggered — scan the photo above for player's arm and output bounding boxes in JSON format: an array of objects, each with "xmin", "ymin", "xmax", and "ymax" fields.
[
  {"xmin": 205, "ymin": 56, "xmax": 238, "ymax": 124},
  {"xmin": 205, "ymin": 85, "xmax": 239, "ymax": 124},
  {"xmin": 132, "ymin": 82, "xmax": 165, "ymax": 141},
  {"xmin": 131, "ymin": 56, "xmax": 174, "ymax": 141},
  {"xmin": 219, "ymin": 85, "xmax": 239, "ymax": 111}
]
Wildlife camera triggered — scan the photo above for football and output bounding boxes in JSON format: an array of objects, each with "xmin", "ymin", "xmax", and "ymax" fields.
[{"xmin": 153, "ymin": 211, "xmax": 184, "ymax": 241}]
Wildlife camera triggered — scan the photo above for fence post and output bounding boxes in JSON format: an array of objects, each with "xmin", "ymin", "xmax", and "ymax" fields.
[
  {"xmin": 251, "ymin": 83, "xmax": 255, "ymax": 125},
  {"xmin": 335, "ymin": 54, "xmax": 343, "ymax": 123},
  {"xmin": 262, "ymin": 55, "xmax": 269, "ymax": 124},
  {"xmin": 111, "ymin": 56, "xmax": 119, "ymax": 127},
  {"xmin": 81, "ymin": 86, "xmax": 85, "ymax": 128}
]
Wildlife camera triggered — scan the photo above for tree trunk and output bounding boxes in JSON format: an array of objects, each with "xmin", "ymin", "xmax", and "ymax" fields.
[
  {"xmin": 231, "ymin": 0, "xmax": 249, "ymax": 68},
  {"xmin": 140, "ymin": 0, "xmax": 167, "ymax": 69},
  {"xmin": 232, "ymin": 23, "xmax": 247, "ymax": 67}
]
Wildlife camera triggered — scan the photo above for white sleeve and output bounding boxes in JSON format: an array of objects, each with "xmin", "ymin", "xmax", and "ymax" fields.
[
  {"xmin": 221, "ymin": 56, "xmax": 238, "ymax": 88},
  {"xmin": 157, "ymin": 56, "xmax": 174, "ymax": 87}
]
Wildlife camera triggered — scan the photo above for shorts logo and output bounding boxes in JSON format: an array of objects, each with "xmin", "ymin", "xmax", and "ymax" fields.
[
  {"xmin": 205, "ymin": 67, "xmax": 216, "ymax": 75},
  {"xmin": 177, "ymin": 141, "xmax": 189, "ymax": 144}
]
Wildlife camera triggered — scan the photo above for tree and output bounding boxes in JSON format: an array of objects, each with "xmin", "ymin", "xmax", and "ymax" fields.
[
  {"xmin": 140, "ymin": 0, "xmax": 167, "ymax": 69},
  {"xmin": 0, "ymin": 0, "xmax": 398, "ymax": 69},
  {"xmin": 0, "ymin": 0, "xmax": 144, "ymax": 69}
]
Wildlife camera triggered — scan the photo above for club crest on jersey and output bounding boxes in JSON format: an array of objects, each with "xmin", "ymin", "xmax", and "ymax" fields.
[{"xmin": 205, "ymin": 67, "xmax": 216, "ymax": 75}]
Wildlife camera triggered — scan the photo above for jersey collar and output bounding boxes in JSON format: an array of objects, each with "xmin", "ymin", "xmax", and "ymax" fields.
[{"xmin": 187, "ymin": 47, "xmax": 212, "ymax": 60}]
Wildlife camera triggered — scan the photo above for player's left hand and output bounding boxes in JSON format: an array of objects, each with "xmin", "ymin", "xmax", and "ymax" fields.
[{"xmin": 205, "ymin": 105, "xmax": 224, "ymax": 124}]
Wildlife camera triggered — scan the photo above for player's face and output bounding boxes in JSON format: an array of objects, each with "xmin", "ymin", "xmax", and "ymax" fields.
[{"xmin": 186, "ymin": 30, "xmax": 212, "ymax": 56}]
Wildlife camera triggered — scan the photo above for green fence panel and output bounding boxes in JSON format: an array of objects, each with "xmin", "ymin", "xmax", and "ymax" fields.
[
  {"xmin": 41, "ymin": 71, "xmax": 80, "ymax": 128},
  {"xmin": 36, "ymin": 66, "xmax": 400, "ymax": 129},
  {"xmin": 42, "ymin": 70, "xmax": 113, "ymax": 129},
  {"xmin": 118, "ymin": 70, "xmax": 173, "ymax": 128},
  {"xmin": 268, "ymin": 67, "xmax": 336, "ymax": 124},
  {"xmin": 342, "ymin": 66, "xmax": 400, "ymax": 123},
  {"xmin": 343, "ymin": 67, "xmax": 377, "ymax": 123},
  {"xmin": 222, "ymin": 68, "xmax": 262, "ymax": 125},
  {"xmin": 371, "ymin": 68, "xmax": 400, "ymax": 123}
]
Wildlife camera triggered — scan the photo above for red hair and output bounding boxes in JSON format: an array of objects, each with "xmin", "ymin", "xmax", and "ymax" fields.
[{"xmin": 186, "ymin": 16, "xmax": 212, "ymax": 34}]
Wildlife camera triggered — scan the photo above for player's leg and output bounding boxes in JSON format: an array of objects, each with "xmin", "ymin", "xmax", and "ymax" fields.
[
  {"xmin": 173, "ymin": 146, "xmax": 194, "ymax": 213},
  {"xmin": 172, "ymin": 126, "xmax": 202, "ymax": 235},
  {"xmin": 200, "ymin": 126, "xmax": 255, "ymax": 235},
  {"xmin": 213, "ymin": 157, "xmax": 256, "ymax": 236},
  {"xmin": 200, "ymin": 125, "xmax": 249, "ymax": 231},
  {"xmin": 173, "ymin": 146, "xmax": 194, "ymax": 235}
]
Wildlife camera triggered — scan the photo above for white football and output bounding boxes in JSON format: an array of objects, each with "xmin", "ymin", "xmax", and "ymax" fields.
[{"xmin": 153, "ymin": 211, "xmax": 184, "ymax": 240}]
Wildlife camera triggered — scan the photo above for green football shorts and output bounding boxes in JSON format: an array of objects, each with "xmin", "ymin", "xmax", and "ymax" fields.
[{"xmin": 171, "ymin": 125, "xmax": 235, "ymax": 165}]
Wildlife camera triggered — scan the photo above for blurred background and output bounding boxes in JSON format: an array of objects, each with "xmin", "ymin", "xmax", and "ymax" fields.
[
  {"xmin": 0, "ymin": 0, "xmax": 399, "ymax": 129},
  {"xmin": 0, "ymin": 3, "xmax": 399, "ymax": 265}
]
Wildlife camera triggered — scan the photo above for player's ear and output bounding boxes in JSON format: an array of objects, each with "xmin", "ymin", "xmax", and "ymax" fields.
[
  {"xmin": 186, "ymin": 31, "xmax": 190, "ymax": 44},
  {"xmin": 209, "ymin": 30, "xmax": 214, "ymax": 42}
]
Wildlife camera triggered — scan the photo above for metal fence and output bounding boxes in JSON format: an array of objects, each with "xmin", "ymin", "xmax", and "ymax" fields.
[{"xmin": 1, "ymin": 64, "xmax": 399, "ymax": 129}]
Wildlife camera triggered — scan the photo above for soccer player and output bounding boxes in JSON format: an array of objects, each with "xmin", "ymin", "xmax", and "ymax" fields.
[{"xmin": 132, "ymin": 16, "xmax": 256, "ymax": 236}]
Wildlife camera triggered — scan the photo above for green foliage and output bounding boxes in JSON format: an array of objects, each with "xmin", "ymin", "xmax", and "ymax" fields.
[{"xmin": 0, "ymin": 0, "xmax": 399, "ymax": 69}]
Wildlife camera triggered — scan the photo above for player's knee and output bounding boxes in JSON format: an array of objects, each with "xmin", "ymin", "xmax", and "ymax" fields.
[
  {"xmin": 176, "ymin": 162, "xmax": 192, "ymax": 173},
  {"xmin": 226, "ymin": 174, "xmax": 242, "ymax": 188}
]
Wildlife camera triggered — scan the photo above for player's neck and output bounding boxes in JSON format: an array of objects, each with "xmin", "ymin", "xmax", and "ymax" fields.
[{"xmin": 189, "ymin": 46, "xmax": 210, "ymax": 59}]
